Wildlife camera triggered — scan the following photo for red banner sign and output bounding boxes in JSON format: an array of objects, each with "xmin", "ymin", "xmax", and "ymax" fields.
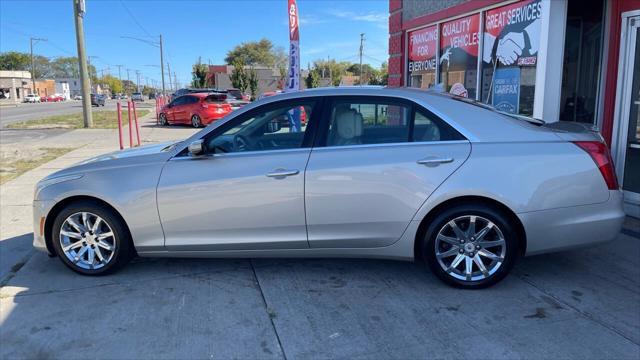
[
  {"xmin": 288, "ymin": 0, "xmax": 299, "ymax": 41},
  {"xmin": 409, "ymin": 25, "xmax": 438, "ymax": 61},
  {"xmin": 440, "ymin": 14, "xmax": 480, "ymax": 57}
]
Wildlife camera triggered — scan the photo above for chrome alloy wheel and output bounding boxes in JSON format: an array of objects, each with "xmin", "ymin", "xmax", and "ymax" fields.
[
  {"xmin": 59, "ymin": 212, "xmax": 116, "ymax": 270},
  {"xmin": 434, "ymin": 215, "xmax": 506, "ymax": 282}
]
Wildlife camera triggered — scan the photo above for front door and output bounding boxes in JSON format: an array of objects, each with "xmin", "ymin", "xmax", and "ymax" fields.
[
  {"xmin": 305, "ymin": 96, "xmax": 471, "ymax": 248},
  {"xmin": 614, "ymin": 12, "xmax": 640, "ymax": 218},
  {"xmin": 157, "ymin": 98, "xmax": 318, "ymax": 251}
]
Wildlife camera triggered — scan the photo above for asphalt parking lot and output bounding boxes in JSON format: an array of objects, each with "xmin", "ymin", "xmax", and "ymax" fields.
[{"xmin": 1, "ymin": 222, "xmax": 639, "ymax": 359}]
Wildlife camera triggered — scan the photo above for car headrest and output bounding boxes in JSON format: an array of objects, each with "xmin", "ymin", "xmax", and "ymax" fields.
[{"xmin": 335, "ymin": 109, "xmax": 363, "ymax": 140}]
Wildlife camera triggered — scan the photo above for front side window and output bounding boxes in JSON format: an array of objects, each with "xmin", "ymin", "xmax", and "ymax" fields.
[
  {"xmin": 206, "ymin": 101, "xmax": 314, "ymax": 153},
  {"xmin": 326, "ymin": 100, "xmax": 410, "ymax": 146}
]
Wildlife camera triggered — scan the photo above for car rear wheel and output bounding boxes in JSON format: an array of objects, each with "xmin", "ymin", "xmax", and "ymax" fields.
[
  {"xmin": 422, "ymin": 204, "xmax": 518, "ymax": 289},
  {"xmin": 159, "ymin": 113, "xmax": 169, "ymax": 126},
  {"xmin": 52, "ymin": 200, "xmax": 134, "ymax": 275},
  {"xmin": 191, "ymin": 114, "xmax": 202, "ymax": 128}
]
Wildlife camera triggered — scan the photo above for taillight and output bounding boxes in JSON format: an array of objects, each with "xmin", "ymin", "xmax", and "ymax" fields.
[{"xmin": 573, "ymin": 141, "xmax": 619, "ymax": 190}]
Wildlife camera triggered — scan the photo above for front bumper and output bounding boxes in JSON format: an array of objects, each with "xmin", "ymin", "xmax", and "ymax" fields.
[
  {"xmin": 33, "ymin": 200, "xmax": 54, "ymax": 255},
  {"xmin": 519, "ymin": 190, "xmax": 626, "ymax": 256}
]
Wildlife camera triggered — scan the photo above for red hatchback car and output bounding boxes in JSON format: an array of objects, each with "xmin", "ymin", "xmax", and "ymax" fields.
[{"xmin": 159, "ymin": 93, "xmax": 232, "ymax": 128}]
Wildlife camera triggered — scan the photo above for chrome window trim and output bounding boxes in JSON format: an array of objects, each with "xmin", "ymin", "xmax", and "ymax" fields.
[
  {"xmin": 311, "ymin": 140, "xmax": 470, "ymax": 152},
  {"xmin": 169, "ymin": 147, "xmax": 311, "ymax": 161}
]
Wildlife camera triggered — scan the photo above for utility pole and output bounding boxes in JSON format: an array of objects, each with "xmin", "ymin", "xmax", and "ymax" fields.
[
  {"xmin": 173, "ymin": 72, "xmax": 178, "ymax": 91},
  {"xmin": 116, "ymin": 64, "xmax": 123, "ymax": 94},
  {"xmin": 30, "ymin": 37, "xmax": 46, "ymax": 95},
  {"xmin": 126, "ymin": 68, "xmax": 131, "ymax": 94},
  {"xmin": 359, "ymin": 33, "xmax": 365, "ymax": 85},
  {"xmin": 159, "ymin": 34, "xmax": 166, "ymax": 95},
  {"xmin": 73, "ymin": 0, "xmax": 92, "ymax": 127},
  {"xmin": 167, "ymin": 62, "xmax": 173, "ymax": 92},
  {"xmin": 136, "ymin": 70, "xmax": 141, "ymax": 92}
]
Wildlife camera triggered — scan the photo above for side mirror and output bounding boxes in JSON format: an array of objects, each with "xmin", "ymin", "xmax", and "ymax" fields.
[{"xmin": 188, "ymin": 139, "xmax": 206, "ymax": 156}]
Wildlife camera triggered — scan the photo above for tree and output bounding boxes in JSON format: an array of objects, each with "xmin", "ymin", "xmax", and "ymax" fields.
[
  {"xmin": 313, "ymin": 59, "xmax": 350, "ymax": 86},
  {"xmin": 225, "ymin": 38, "xmax": 277, "ymax": 66},
  {"xmin": 101, "ymin": 74, "xmax": 123, "ymax": 94},
  {"xmin": 50, "ymin": 57, "xmax": 80, "ymax": 78},
  {"xmin": 0, "ymin": 51, "xmax": 30, "ymax": 71},
  {"xmin": 369, "ymin": 61, "xmax": 388, "ymax": 86},
  {"xmin": 191, "ymin": 57, "xmax": 208, "ymax": 88},
  {"xmin": 230, "ymin": 59, "xmax": 248, "ymax": 93},
  {"xmin": 277, "ymin": 64, "xmax": 287, "ymax": 90},
  {"xmin": 305, "ymin": 70, "xmax": 320, "ymax": 89},
  {"xmin": 248, "ymin": 67, "xmax": 259, "ymax": 100}
]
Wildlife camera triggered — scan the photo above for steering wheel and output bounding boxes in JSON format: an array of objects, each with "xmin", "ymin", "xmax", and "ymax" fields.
[{"xmin": 233, "ymin": 134, "xmax": 251, "ymax": 152}]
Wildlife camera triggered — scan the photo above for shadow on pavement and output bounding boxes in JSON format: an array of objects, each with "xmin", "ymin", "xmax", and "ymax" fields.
[{"xmin": 1, "ymin": 234, "xmax": 638, "ymax": 359}]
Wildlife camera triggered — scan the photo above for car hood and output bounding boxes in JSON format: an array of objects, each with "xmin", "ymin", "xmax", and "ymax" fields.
[
  {"xmin": 40, "ymin": 141, "xmax": 180, "ymax": 182},
  {"xmin": 77, "ymin": 141, "xmax": 180, "ymax": 164}
]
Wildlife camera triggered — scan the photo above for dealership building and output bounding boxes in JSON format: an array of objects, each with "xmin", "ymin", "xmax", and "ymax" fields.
[{"xmin": 388, "ymin": 0, "xmax": 640, "ymax": 216}]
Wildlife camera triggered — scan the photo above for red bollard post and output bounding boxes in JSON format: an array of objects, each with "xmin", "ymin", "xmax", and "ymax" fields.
[
  {"xmin": 132, "ymin": 100, "xmax": 141, "ymax": 146},
  {"xmin": 127, "ymin": 100, "xmax": 133, "ymax": 148},
  {"xmin": 116, "ymin": 101, "xmax": 123, "ymax": 150}
]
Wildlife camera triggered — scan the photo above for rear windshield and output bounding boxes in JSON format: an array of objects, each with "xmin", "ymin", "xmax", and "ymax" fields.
[
  {"xmin": 442, "ymin": 93, "xmax": 545, "ymax": 125},
  {"xmin": 227, "ymin": 89, "xmax": 243, "ymax": 100},
  {"xmin": 205, "ymin": 94, "xmax": 227, "ymax": 103}
]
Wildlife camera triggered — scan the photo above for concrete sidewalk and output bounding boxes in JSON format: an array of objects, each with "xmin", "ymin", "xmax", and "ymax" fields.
[{"xmin": 0, "ymin": 112, "xmax": 196, "ymax": 282}]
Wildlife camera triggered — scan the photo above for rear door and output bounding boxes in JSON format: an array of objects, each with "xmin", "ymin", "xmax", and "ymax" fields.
[
  {"xmin": 305, "ymin": 96, "xmax": 471, "ymax": 248},
  {"xmin": 174, "ymin": 96, "xmax": 194, "ymax": 123}
]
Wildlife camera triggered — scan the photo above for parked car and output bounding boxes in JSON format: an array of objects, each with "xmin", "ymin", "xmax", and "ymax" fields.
[
  {"xmin": 131, "ymin": 92, "xmax": 144, "ymax": 102},
  {"xmin": 73, "ymin": 95, "xmax": 82, "ymax": 100},
  {"xmin": 43, "ymin": 94, "xmax": 64, "ymax": 102},
  {"xmin": 90, "ymin": 93, "xmax": 105, "ymax": 107},
  {"xmin": 24, "ymin": 94, "xmax": 40, "ymax": 103},
  {"xmin": 158, "ymin": 93, "xmax": 231, "ymax": 128},
  {"xmin": 33, "ymin": 87, "xmax": 624, "ymax": 288},
  {"xmin": 226, "ymin": 88, "xmax": 250, "ymax": 101}
]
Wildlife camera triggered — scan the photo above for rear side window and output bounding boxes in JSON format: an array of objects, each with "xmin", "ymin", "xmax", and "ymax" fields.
[
  {"xmin": 413, "ymin": 109, "xmax": 465, "ymax": 142},
  {"xmin": 327, "ymin": 100, "xmax": 410, "ymax": 146}
]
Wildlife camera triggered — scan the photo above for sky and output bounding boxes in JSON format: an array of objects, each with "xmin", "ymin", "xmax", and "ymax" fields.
[{"xmin": 0, "ymin": 0, "xmax": 389, "ymax": 87}]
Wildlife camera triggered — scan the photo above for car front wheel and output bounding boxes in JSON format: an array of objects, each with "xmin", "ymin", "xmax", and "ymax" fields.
[
  {"xmin": 159, "ymin": 113, "xmax": 169, "ymax": 126},
  {"xmin": 422, "ymin": 204, "xmax": 518, "ymax": 289},
  {"xmin": 191, "ymin": 114, "xmax": 202, "ymax": 128},
  {"xmin": 52, "ymin": 200, "xmax": 134, "ymax": 275}
]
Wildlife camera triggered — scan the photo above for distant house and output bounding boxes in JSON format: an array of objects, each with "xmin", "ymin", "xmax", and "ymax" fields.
[
  {"xmin": 0, "ymin": 70, "xmax": 32, "ymax": 104},
  {"xmin": 55, "ymin": 81, "xmax": 71, "ymax": 100},
  {"xmin": 34, "ymin": 79, "xmax": 55, "ymax": 98},
  {"xmin": 54, "ymin": 78, "xmax": 82, "ymax": 97}
]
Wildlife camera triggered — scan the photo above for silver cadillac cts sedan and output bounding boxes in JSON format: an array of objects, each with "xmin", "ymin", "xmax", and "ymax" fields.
[{"xmin": 33, "ymin": 87, "xmax": 625, "ymax": 288}]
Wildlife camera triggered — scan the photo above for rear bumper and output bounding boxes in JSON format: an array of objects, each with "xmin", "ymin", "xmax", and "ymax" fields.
[
  {"xmin": 519, "ymin": 190, "xmax": 625, "ymax": 256},
  {"xmin": 202, "ymin": 113, "xmax": 228, "ymax": 125}
]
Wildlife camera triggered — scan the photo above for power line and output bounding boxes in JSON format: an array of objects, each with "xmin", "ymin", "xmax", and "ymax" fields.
[{"xmin": 119, "ymin": 0, "xmax": 154, "ymax": 39}]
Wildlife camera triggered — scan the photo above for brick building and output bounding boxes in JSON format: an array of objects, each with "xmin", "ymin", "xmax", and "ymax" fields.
[{"xmin": 388, "ymin": 0, "xmax": 640, "ymax": 216}]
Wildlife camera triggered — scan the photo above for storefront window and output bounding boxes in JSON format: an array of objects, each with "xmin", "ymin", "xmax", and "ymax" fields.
[
  {"xmin": 559, "ymin": 0, "xmax": 605, "ymax": 123},
  {"xmin": 481, "ymin": 0, "xmax": 542, "ymax": 115},
  {"xmin": 408, "ymin": 25, "xmax": 438, "ymax": 89},
  {"xmin": 439, "ymin": 14, "xmax": 480, "ymax": 99}
]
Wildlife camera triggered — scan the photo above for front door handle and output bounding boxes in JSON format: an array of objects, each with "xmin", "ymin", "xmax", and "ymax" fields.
[
  {"xmin": 417, "ymin": 157, "xmax": 454, "ymax": 166},
  {"xmin": 266, "ymin": 169, "xmax": 300, "ymax": 178}
]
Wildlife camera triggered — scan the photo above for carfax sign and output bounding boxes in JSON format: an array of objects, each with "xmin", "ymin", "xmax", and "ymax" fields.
[{"xmin": 492, "ymin": 67, "xmax": 520, "ymax": 114}]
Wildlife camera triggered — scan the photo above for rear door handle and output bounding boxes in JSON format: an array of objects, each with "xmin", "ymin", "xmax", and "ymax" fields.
[
  {"xmin": 417, "ymin": 157, "xmax": 454, "ymax": 166},
  {"xmin": 266, "ymin": 169, "xmax": 300, "ymax": 178}
]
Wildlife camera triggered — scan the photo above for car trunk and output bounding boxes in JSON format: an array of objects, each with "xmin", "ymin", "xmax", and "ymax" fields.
[{"xmin": 542, "ymin": 121, "xmax": 605, "ymax": 142}]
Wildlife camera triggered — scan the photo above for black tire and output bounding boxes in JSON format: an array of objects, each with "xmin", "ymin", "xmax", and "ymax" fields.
[
  {"xmin": 191, "ymin": 114, "xmax": 202, "ymax": 128},
  {"xmin": 159, "ymin": 113, "xmax": 169, "ymax": 126},
  {"xmin": 422, "ymin": 204, "xmax": 519, "ymax": 289},
  {"xmin": 51, "ymin": 200, "xmax": 134, "ymax": 275}
]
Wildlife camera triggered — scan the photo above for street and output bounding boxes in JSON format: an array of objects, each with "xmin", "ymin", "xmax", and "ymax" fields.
[
  {"xmin": 0, "ymin": 100, "xmax": 118, "ymax": 127},
  {"xmin": 1, "ymin": 229, "xmax": 639, "ymax": 359}
]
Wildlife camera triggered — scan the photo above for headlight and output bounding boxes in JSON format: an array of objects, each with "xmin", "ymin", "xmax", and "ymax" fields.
[{"xmin": 34, "ymin": 174, "xmax": 83, "ymax": 199}]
